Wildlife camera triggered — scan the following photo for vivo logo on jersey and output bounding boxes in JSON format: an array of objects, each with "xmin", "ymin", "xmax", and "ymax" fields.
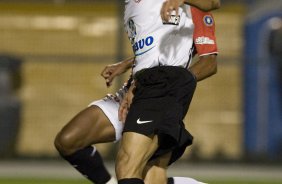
[{"xmin": 133, "ymin": 36, "xmax": 155, "ymax": 56}]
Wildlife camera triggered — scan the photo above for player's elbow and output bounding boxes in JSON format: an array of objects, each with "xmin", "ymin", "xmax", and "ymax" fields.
[
  {"xmin": 203, "ymin": 0, "xmax": 221, "ymax": 11},
  {"xmin": 186, "ymin": 0, "xmax": 220, "ymax": 11},
  {"xmin": 212, "ymin": 0, "xmax": 221, "ymax": 10}
]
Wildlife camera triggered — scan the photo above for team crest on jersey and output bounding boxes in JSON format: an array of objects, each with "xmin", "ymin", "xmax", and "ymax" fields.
[
  {"xmin": 203, "ymin": 15, "xmax": 213, "ymax": 26},
  {"xmin": 127, "ymin": 19, "xmax": 137, "ymax": 44}
]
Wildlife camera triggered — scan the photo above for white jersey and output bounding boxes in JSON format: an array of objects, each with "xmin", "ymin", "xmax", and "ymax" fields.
[{"xmin": 124, "ymin": 0, "xmax": 194, "ymax": 74}]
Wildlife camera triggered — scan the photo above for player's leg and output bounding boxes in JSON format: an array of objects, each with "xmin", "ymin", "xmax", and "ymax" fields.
[
  {"xmin": 115, "ymin": 132, "xmax": 159, "ymax": 184},
  {"xmin": 54, "ymin": 98, "xmax": 122, "ymax": 184},
  {"xmin": 143, "ymin": 152, "xmax": 171, "ymax": 184},
  {"xmin": 55, "ymin": 106, "xmax": 117, "ymax": 154},
  {"xmin": 143, "ymin": 152, "xmax": 208, "ymax": 184}
]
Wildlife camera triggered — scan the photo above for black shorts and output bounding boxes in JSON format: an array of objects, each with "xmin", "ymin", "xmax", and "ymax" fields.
[{"xmin": 123, "ymin": 66, "xmax": 197, "ymax": 164}]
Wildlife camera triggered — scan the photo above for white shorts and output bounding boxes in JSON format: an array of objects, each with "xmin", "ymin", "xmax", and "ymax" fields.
[{"xmin": 88, "ymin": 87, "xmax": 127, "ymax": 141}]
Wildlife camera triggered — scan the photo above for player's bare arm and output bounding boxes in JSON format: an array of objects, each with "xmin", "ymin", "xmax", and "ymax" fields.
[
  {"xmin": 101, "ymin": 56, "xmax": 134, "ymax": 87},
  {"xmin": 186, "ymin": 0, "xmax": 221, "ymax": 11},
  {"xmin": 161, "ymin": 0, "xmax": 220, "ymax": 22},
  {"xmin": 189, "ymin": 54, "xmax": 217, "ymax": 81}
]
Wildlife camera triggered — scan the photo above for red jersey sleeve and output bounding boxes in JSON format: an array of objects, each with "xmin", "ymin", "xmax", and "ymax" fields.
[{"xmin": 191, "ymin": 7, "xmax": 218, "ymax": 56}]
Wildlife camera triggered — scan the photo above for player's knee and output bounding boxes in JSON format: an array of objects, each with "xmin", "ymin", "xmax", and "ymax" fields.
[{"xmin": 54, "ymin": 131, "xmax": 78, "ymax": 156}]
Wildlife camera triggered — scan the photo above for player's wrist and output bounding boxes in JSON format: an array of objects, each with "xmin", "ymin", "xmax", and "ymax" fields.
[
  {"xmin": 123, "ymin": 57, "xmax": 134, "ymax": 69},
  {"xmin": 119, "ymin": 59, "xmax": 132, "ymax": 72}
]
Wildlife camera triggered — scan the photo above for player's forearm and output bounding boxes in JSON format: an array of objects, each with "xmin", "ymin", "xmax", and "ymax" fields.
[
  {"xmin": 120, "ymin": 56, "xmax": 134, "ymax": 70},
  {"xmin": 185, "ymin": 0, "xmax": 221, "ymax": 11},
  {"xmin": 189, "ymin": 54, "xmax": 217, "ymax": 82}
]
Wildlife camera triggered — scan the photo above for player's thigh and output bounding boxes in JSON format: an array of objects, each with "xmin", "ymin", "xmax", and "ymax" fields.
[
  {"xmin": 143, "ymin": 152, "xmax": 172, "ymax": 184},
  {"xmin": 55, "ymin": 106, "xmax": 116, "ymax": 151},
  {"xmin": 116, "ymin": 132, "xmax": 159, "ymax": 179}
]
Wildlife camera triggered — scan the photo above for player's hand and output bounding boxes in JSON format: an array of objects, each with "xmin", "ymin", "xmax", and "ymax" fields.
[
  {"xmin": 118, "ymin": 82, "xmax": 135, "ymax": 123},
  {"xmin": 101, "ymin": 63, "xmax": 127, "ymax": 87},
  {"xmin": 101, "ymin": 57, "xmax": 134, "ymax": 87},
  {"xmin": 161, "ymin": 0, "xmax": 184, "ymax": 22}
]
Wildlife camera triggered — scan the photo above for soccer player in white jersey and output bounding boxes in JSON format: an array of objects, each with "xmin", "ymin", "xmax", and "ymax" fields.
[
  {"xmin": 115, "ymin": 0, "xmax": 219, "ymax": 184},
  {"xmin": 54, "ymin": 0, "xmax": 219, "ymax": 184}
]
